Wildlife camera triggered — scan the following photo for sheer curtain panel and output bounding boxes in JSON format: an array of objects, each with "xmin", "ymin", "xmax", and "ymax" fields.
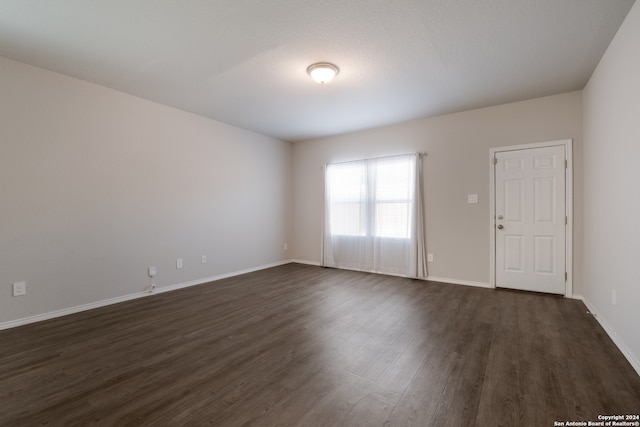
[{"xmin": 322, "ymin": 153, "xmax": 427, "ymax": 278}]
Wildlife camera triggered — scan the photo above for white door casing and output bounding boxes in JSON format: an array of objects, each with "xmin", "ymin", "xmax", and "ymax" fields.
[{"xmin": 493, "ymin": 143, "xmax": 569, "ymax": 295}]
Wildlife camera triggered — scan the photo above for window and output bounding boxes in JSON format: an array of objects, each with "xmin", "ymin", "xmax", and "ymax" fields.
[
  {"xmin": 374, "ymin": 158, "xmax": 414, "ymax": 238},
  {"xmin": 325, "ymin": 155, "xmax": 415, "ymax": 239},
  {"xmin": 323, "ymin": 153, "xmax": 426, "ymax": 278},
  {"xmin": 325, "ymin": 160, "xmax": 367, "ymax": 237}
]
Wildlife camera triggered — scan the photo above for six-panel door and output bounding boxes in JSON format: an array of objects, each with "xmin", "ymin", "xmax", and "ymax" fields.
[{"xmin": 495, "ymin": 146, "xmax": 566, "ymax": 295}]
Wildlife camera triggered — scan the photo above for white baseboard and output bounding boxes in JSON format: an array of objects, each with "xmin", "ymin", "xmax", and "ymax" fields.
[
  {"xmin": 291, "ymin": 259, "xmax": 322, "ymax": 266},
  {"xmin": 10, "ymin": 261, "xmax": 636, "ymax": 377},
  {"xmin": 580, "ymin": 297, "xmax": 640, "ymax": 376},
  {"xmin": 291, "ymin": 262, "xmax": 493, "ymax": 289},
  {"xmin": 0, "ymin": 292, "xmax": 151, "ymax": 331},
  {"xmin": 0, "ymin": 260, "xmax": 293, "ymax": 331},
  {"xmin": 156, "ymin": 260, "xmax": 292, "ymax": 294},
  {"xmin": 426, "ymin": 276, "xmax": 493, "ymax": 289}
]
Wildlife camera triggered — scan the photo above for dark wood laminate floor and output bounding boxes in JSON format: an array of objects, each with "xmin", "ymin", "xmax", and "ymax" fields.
[{"xmin": 1, "ymin": 263, "xmax": 639, "ymax": 426}]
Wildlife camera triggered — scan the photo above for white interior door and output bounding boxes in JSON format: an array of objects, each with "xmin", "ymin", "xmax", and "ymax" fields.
[{"xmin": 495, "ymin": 146, "xmax": 566, "ymax": 295}]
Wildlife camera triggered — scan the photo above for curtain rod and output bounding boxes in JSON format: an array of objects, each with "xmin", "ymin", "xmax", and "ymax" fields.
[{"xmin": 325, "ymin": 152, "xmax": 427, "ymax": 166}]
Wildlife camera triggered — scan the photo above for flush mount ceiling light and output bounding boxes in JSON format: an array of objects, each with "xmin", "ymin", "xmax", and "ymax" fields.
[{"xmin": 307, "ymin": 62, "xmax": 339, "ymax": 84}]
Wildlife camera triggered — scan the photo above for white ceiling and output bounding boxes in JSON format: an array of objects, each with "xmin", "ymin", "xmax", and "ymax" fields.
[{"xmin": 0, "ymin": 1, "xmax": 635, "ymax": 142}]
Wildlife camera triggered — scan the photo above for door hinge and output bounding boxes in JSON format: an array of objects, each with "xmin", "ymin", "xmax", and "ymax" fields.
[
  {"xmin": 492, "ymin": 157, "xmax": 497, "ymax": 165},
  {"xmin": 565, "ymin": 272, "xmax": 568, "ymax": 281},
  {"xmin": 565, "ymin": 159, "xmax": 568, "ymax": 168},
  {"xmin": 565, "ymin": 216, "xmax": 568, "ymax": 225}
]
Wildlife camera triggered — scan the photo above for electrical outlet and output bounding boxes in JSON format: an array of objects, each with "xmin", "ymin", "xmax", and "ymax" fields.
[
  {"xmin": 427, "ymin": 253, "xmax": 434, "ymax": 263},
  {"xmin": 612, "ymin": 290, "xmax": 617, "ymax": 306},
  {"xmin": 12, "ymin": 281, "xmax": 26, "ymax": 296},
  {"xmin": 284, "ymin": 243, "xmax": 288, "ymax": 251},
  {"xmin": 201, "ymin": 255, "xmax": 207, "ymax": 264},
  {"xmin": 148, "ymin": 266, "xmax": 157, "ymax": 277},
  {"xmin": 176, "ymin": 258, "xmax": 183, "ymax": 269}
]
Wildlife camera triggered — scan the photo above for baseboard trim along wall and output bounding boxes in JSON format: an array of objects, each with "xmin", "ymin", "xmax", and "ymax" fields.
[
  {"xmin": 291, "ymin": 260, "xmax": 492, "ymax": 288},
  {"xmin": 291, "ymin": 259, "xmax": 322, "ymax": 266},
  {"xmin": 425, "ymin": 276, "xmax": 492, "ymax": 289},
  {"xmin": 577, "ymin": 296, "xmax": 640, "ymax": 376},
  {"xmin": 5, "ymin": 260, "xmax": 637, "ymax": 378},
  {"xmin": 295, "ymin": 261, "xmax": 640, "ymax": 375},
  {"xmin": 0, "ymin": 260, "xmax": 293, "ymax": 331}
]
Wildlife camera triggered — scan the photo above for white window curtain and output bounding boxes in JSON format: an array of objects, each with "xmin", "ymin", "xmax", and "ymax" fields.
[{"xmin": 322, "ymin": 153, "xmax": 427, "ymax": 279}]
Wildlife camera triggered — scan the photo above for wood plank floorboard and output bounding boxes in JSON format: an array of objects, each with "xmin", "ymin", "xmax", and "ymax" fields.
[{"xmin": 1, "ymin": 263, "xmax": 639, "ymax": 426}]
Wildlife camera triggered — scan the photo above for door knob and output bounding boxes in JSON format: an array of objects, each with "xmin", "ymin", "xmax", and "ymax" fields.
[{"xmin": 497, "ymin": 224, "xmax": 504, "ymax": 229}]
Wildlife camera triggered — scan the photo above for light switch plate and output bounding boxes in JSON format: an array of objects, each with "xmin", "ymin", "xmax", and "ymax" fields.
[
  {"xmin": 468, "ymin": 194, "xmax": 479, "ymax": 204},
  {"xmin": 13, "ymin": 281, "xmax": 26, "ymax": 296}
]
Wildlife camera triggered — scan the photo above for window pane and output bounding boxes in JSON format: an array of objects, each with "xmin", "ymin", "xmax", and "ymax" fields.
[
  {"xmin": 375, "ymin": 157, "xmax": 414, "ymax": 201},
  {"xmin": 327, "ymin": 162, "xmax": 365, "ymax": 202},
  {"xmin": 375, "ymin": 202, "xmax": 411, "ymax": 238},
  {"xmin": 330, "ymin": 202, "xmax": 366, "ymax": 236},
  {"xmin": 327, "ymin": 162, "xmax": 366, "ymax": 237}
]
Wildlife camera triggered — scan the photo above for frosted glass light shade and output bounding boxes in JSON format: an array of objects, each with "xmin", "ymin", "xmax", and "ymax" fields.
[{"xmin": 307, "ymin": 63, "xmax": 339, "ymax": 84}]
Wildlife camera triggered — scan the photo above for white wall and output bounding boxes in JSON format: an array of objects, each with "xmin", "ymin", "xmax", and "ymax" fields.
[
  {"xmin": 292, "ymin": 91, "xmax": 583, "ymax": 289},
  {"xmin": 582, "ymin": 1, "xmax": 640, "ymax": 372},
  {"xmin": 0, "ymin": 56, "xmax": 292, "ymax": 325}
]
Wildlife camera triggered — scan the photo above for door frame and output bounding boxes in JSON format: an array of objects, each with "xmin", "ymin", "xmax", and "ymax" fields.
[{"xmin": 489, "ymin": 139, "xmax": 573, "ymax": 297}]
